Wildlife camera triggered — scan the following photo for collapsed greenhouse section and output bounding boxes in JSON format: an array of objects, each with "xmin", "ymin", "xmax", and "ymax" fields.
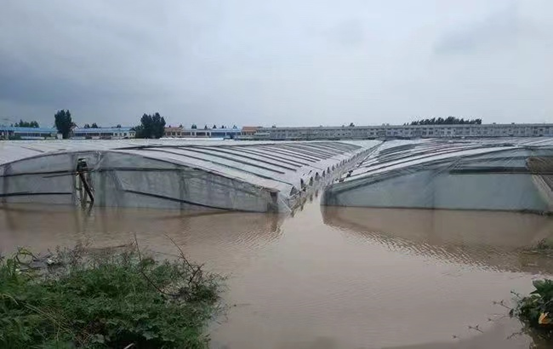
[
  {"xmin": 322, "ymin": 138, "xmax": 553, "ymax": 213},
  {"xmin": 0, "ymin": 140, "xmax": 374, "ymax": 213}
]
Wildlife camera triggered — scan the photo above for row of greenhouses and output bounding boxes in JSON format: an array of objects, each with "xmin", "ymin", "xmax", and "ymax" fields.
[
  {"xmin": 323, "ymin": 138, "xmax": 553, "ymax": 213},
  {"xmin": 2, "ymin": 138, "xmax": 552, "ymax": 214},
  {"xmin": 0, "ymin": 140, "xmax": 374, "ymax": 212}
]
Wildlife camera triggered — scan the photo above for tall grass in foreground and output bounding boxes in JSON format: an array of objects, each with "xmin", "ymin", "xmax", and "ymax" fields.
[{"xmin": 0, "ymin": 241, "xmax": 223, "ymax": 348}]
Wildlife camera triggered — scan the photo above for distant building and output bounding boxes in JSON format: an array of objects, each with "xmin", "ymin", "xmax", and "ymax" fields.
[
  {"xmin": 71, "ymin": 127, "xmax": 135, "ymax": 140},
  {"xmin": 240, "ymin": 126, "xmax": 261, "ymax": 136},
  {"xmin": 164, "ymin": 126, "xmax": 241, "ymax": 139},
  {"xmin": 237, "ymin": 126, "xmax": 262, "ymax": 140},
  {"xmin": 164, "ymin": 126, "xmax": 185, "ymax": 138},
  {"xmin": 251, "ymin": 123, "xmax": 553, "ymax": 140},
  {"xmin": 0, "ymin": 126, "xmax": 61, "ymax": 140}
]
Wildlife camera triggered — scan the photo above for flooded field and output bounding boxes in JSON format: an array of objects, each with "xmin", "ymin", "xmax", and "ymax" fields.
[{"xmin": 2, "ymin": 198, "xmax": 553, "ymax": 348}]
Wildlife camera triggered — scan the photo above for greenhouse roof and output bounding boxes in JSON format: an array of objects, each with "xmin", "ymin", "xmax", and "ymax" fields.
[{"xmin": 0, "ymin": 139, "xmax": 375, "ymax": 197}]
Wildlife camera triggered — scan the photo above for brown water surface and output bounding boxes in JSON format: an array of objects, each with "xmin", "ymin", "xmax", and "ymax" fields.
[{"xmin": 2, "ymin": 200, "xmax": 553, "ymax": 349}]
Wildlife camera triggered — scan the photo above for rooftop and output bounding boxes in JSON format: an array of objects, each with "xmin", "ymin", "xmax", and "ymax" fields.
[
  {"xmin": 0, "ymin": 126, "xmax": 57, "ymax": 133},
  {"xmin": 73, "ymin": 127, "xmax": 134, "ymax": 133}
]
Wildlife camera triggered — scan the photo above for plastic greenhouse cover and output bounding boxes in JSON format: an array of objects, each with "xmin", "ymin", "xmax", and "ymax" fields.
[
  {"xmin": 323, "ymin": 138, "xmax": 553, "ymax": 213},
  {"xmin": 0, "ymin": 140, "xmax": 373, "ymax": 212}
]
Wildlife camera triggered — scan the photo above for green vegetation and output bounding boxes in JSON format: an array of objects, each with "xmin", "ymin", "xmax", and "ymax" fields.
[
  {"xmin": 0, "ymin": 242, "xmax": 223, "ymax": 348},
  {"xmin": 54, "ymin": 110, "xmax": 73, "ymax": 139},
  {"xmin": 134, "ymin": 113, "xmax": 166, "ymax": 139},
  {"xmin": 408, "ymin": 116, "xmax": 483, "ymax": 125},
  {"xmin": 83, "ymin": 123, "xmax": 99, "ymax": 129},
  {"xmin": 511, "ymin": 279, "xmax": 553, "ymax": 342},
  {"xmin": 12, "ymin": 120, "xmax": 39, "ymax": 128}
]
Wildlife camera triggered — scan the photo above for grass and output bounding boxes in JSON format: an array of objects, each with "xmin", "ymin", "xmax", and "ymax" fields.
[{"xmin": 0, "ymin": 241, "xmax": 224, "ymax": 348}]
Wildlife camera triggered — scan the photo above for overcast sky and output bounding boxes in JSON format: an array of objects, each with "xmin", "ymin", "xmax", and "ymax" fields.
[{"xmin": 1, "ymin": 0, "xmax": 552, "ymax": 128}]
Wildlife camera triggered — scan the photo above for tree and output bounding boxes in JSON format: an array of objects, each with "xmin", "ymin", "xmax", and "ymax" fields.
[
  {"xmin": 54, "ymin": 110, "xmax": 73, "ymax": 139},
  {"xmin": 213, "ymin": 124, "xmax": 217, "ymax": 129},
  {"xmin": 349, "ymin": 122, "xmax": 355, "ymax": 127},
  {"xmin": 409, "ymin": 116, "xmax": 483, "ymax": 125},
  {"xmin": 135, "ymin": 112, "xmax": 166, "ymax": 138},
  {"xmin": 13, "ymin": 120, "xmax": 40, "ymax": 128},
  {"xmin": 179, "ymin": 124, "xmax": 183, "ymax": 128},
  {"xmin": 191, "ymin": 124, "xmax": 197, "ymax": 129},
  {"xmin": 84, "ymin": 124, "xmax": 90, "ymax": 129},
  {"xmin": 116, "ymin": 124, "xmax": 121, "ymax": 128},
  {"xmin": 204, "ymin": 125, "xmax": 208, "ymax": 130},
  {"xmin": 91, "ymin": 123, "xmax": 99, "ymax": 128}
]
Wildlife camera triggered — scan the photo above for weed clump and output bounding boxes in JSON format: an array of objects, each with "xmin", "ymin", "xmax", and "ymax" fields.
[
  {"xmin": 511, "ymin": 279, "xmax": 553, "ymax": 342},
  {"xmin": 0, "ymin": 242, "xmax": 223, "ymax": 348}
]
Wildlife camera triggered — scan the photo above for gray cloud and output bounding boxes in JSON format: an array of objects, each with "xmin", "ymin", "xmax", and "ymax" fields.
[
  {"xmin": 1, "ymin": 0, "xmax": 552, "ymax": 127},
  {"xmin": 326, "ymin": 19, "xmax": 367, "ymax": 48},
  {"xmin": 434, "ymin": 3, "xmax": 522, "ymax": 55}
]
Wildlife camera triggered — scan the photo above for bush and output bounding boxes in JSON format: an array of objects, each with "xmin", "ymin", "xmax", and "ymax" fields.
[
  {"xmin": 511, "ymin": 279, "xmax": 553, "ymax": 343},
  {"xmin": 0, "ymin": 242, "xmax": 223, "ymax": 348}
]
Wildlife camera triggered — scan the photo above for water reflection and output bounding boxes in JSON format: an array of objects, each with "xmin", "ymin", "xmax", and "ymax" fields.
[
  {"xmin": 0, "ymin": 204, "xmax": 283, "ymax": 273},
  {"xmin": 322, "ymin": 206, "xmax": 553, "ymax": 274}
]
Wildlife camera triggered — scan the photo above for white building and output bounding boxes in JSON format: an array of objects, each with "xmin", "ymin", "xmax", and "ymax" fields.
[
  {"xmin": 0, "ymin": 127, "xmax": 61, "ymax": 140},
  {"xmin": 254, "ymin": 123, "xmax": 553, "ymax": 140},
  {"xmin": 71, "ymin": 127, "xmax": 136, "ymax": 140},
  {"xmin": 164, "ymin": 126, "xmax": 241, "ymax": 139}
]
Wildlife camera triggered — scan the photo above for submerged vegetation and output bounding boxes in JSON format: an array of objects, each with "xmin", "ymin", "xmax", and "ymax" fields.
[
  {"xmin": 0, "ymin": 242, "xmax": 223, "ymax": 348},
  {"xmin": 534, "ymin": 239, "xmax": 553, "ymax": 256},
  {"xmin": 522, "ymin": 238, "xmax": 553, "ymax": 259}
]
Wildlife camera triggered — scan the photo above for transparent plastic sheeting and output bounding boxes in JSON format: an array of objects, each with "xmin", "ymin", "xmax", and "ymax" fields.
[
  {"xmin": 322, "ymin": 138, "xmax": 553, "ymax": 214},
  {"xmin": 0, "ymin": 140, "xmax": 377, "ymax": 212}
]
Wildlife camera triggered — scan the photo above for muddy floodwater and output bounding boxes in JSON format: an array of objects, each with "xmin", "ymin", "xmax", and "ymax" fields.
[{"xmin": 2, "ymin": 198, "xmax": 553, "ymax": 349}]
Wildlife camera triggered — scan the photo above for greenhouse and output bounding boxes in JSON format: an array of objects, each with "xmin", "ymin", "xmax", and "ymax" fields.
[
  {"xmin": 0, "ymin": 140, "xmax": 374, "ymax": 212},
  {"xmin": 322, "ymin": 138, "xmax": 553, "ymax": 213}
]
